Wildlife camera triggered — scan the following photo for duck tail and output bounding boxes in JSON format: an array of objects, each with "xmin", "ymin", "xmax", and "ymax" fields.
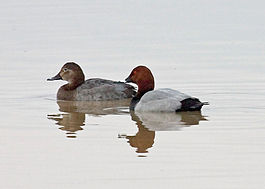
[{"xmin": 178, "ymin": 98, "xmax": 207, "ymax": 111}]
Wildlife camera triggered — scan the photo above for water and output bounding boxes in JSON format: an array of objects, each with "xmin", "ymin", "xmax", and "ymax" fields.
[{"xmin": 1, "ymin": 0, "xmax": 265, "ymax": 188}]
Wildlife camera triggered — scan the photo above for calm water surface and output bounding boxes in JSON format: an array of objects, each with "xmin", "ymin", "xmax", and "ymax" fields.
[{"xmin": 1, "ymin": 1, "xmax": 265, "ymax": 189}]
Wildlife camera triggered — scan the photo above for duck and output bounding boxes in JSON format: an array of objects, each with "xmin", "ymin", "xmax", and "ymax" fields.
[
  {"xmin": 125, "ymin": 66, "xmax": 208, "ymax": 112},
  {"xmin": 47, "ymin": 62, "xmax": 135, "ymax": 101}
]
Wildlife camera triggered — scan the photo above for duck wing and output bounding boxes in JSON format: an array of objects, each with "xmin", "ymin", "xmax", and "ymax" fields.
[
  {"xmin": 135, "ymin": 88, "xmax": 206, "ymax": 112},
  {"xmin": 75, "ymin": 78, "xmax": 136, "ymax": 101}
]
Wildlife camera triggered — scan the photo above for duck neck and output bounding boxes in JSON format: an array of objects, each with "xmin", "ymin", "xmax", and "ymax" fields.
[
  {"xmin": 64, "ymin": 78, "xmax": 84, "ymax": 90},
  {"xmin": 130, "ymin": 84, "xmax": 153, "ymax": 110},
  {"xmin": 136, "ymin": 81, "xmax": 154, "ymax": 98}
]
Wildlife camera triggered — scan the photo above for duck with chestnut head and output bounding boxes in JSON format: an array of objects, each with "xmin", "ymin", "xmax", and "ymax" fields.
[{"xmin": 125, "ymin": 66, "xmax": 208, "ymax": 112}]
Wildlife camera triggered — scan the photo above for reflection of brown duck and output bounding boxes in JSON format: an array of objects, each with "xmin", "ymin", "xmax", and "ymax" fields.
[
  {"xmin": 48, "ymin": 99, "xmax": 131, "ymax": 138},
  {"xmin": 56, "ymin": 99, "xmax": 131, "ymax": 115},
  {"xmin": 47, "ymin": 112, "xmax": 85, "ymax": 138},
  {"xmin": 125, "ymin": 112, "xmax": 155, "ymax": 154}
]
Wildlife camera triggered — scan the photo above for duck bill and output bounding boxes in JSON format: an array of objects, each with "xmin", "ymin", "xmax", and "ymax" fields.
[
  {"xmin": 125, "ymin": 76, "xmax": 133, "ymax": 83},
  {"xmin": 47, "ymin": 73, "xmax": 62, "ymax": 81}
]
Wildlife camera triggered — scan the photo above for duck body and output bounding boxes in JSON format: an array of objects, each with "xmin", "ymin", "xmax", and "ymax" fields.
[
  {"xmin": 74, "ymin": 78, "xmax": 135, "ymax": 101},
  {"xmin": 125, "ymin": 66, "xmax": 207, "ymax": 112},
  {"xmin": 48, "ymin": 62, "xmax": 135, "ymax": 101},
  {"xmin": 131, "ymin": 88, "xmax": 204, "ymax": 112}
]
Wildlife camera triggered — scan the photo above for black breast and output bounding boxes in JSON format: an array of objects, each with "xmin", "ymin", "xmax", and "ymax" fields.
[{"xmin": 129, "ymin": 97, "xmax": 141, "ymax": 110}]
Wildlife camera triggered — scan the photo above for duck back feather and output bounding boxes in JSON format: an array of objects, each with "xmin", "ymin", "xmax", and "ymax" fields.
[
  {"xmin": 75, "ymin": 78, "xmax": 135, "ymax": 101},
  {"xmin": 135, "ymin": 88, "xmax": 191, "ymax": 112}
]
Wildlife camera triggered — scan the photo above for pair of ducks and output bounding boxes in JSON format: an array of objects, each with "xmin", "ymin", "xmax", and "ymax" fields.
[{"xmin": 48, "ymin": 62, "xmax": 207, "ymax": 112}]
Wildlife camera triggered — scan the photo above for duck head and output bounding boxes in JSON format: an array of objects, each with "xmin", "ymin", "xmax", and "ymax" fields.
[
  {"xmin": 47, "ymin": 62, "xmax": 85, "ymax": 90},
  {"xmin": 125, "ymin": 66, "xmax": 155, "ymax": 98}
]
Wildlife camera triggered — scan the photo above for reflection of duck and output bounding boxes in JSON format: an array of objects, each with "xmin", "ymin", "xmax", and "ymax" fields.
[
  {"xmin": 47, "ymin": 62, "xmax": 135, "ymax": 101},
  {"xmin": 47, "ymin": 112, "xmax": 85, "ymax": 138},
  {"xmin": 56, "ymin": 99, "xmax": 131, "ymax": 115},
  {"xmin": 123, "ymin": 112, "xmax": 155, "ymax": 154},
  {"xmin": 120, "ymin": 111, "xmax": 207, "ymax": 155},
  {"xmin": 135, "ymin": 111, "xmax": 207, "ymax": 131},
  {"xmin": 48, "ymin": 99, "xmax": 131, "ymax": 138}
]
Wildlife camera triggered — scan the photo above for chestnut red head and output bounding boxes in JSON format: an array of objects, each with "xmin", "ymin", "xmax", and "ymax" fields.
[{"xmin": 125, "ymin": 66, "xmax": 155, "ymax": 97}]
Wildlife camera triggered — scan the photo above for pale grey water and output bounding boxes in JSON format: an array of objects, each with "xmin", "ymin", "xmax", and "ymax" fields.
[{"xmin": 1, "ymin": 1, "xmax": 265, "ymax": 188}]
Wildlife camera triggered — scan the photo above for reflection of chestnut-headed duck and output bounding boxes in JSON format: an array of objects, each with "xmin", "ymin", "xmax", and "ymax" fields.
[
  {"xmin": 126, "ymin": 112, "xmax": 155, "ymax": 153},
  {"xmin": 125, "ymin": 66, "xmax": 208, "ymax": 112},
  {"xmin": 48, "ymin": 62, "xmax": 135, "ymax": 101},
  {"xmin": 121, "ymin": 111, "xmax": 207, "ymax": 154},
  {"xmin": 133, "ymin": 111, "xmax": 207, "ymax": 131}
]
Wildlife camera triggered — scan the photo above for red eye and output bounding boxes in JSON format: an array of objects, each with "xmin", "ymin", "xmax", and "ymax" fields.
[{"xmin": 133, "ymin": 70, "xmax": 137, "ymax": 75}]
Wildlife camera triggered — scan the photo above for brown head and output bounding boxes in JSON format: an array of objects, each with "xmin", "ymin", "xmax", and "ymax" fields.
[
  {"xmin": 47, "ymin": 62, "xmax": 85, "ymax": 90},
  {"xmin": 125, "ymin": 66, "xmax": 155, "ymax": 98}
]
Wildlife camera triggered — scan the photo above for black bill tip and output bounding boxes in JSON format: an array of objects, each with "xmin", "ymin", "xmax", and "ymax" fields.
[
  {"xmin": 47, "ymin": 73, "xmax": 62, "ymax": 81},
  {"xmin": 125, "ymin": 76, "xmax": 132, "ymax": 83}
]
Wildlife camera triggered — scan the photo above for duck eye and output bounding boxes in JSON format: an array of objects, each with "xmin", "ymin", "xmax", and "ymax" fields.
[
  {"xmin": 133, "ymin": 70, "xmax": 137, "ymax": 75},
  {"xmin": 63, "ymin": 68, "xmax": 68, "ymax": 72}
]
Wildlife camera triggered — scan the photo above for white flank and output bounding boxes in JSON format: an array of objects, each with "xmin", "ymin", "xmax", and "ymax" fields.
[{"xmin": 135, "ymin": 88, "xmax": 191, "ymax": 112}]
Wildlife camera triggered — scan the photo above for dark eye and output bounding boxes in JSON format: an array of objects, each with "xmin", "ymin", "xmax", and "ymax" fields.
[{"xmin": 63, "ymin": 68, "xmax": 68, "ymax": 72}]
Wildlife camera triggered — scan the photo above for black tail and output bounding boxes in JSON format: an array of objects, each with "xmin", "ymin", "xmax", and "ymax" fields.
[{"xmin": 177, "ymin": 98, "xmax": 208, "ymax": 112}]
